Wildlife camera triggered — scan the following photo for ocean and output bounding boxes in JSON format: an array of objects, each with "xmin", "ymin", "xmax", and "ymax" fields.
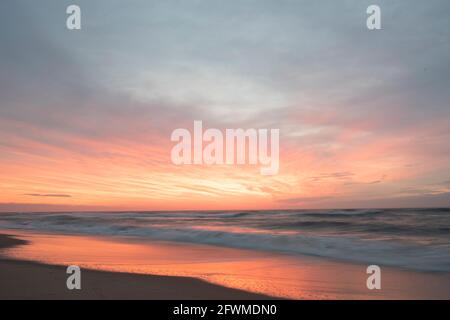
[{"xmin": 1, "ymin": 208, "xmax": 449, "ymax": 273}]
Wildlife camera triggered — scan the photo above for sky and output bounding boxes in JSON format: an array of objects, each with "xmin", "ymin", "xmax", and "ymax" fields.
[{"xmin": 0, "ymin": 0, "xmax": 450, "ymax": 211}]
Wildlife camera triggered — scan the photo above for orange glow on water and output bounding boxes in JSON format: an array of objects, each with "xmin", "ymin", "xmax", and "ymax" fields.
[{"xmin": 2, "ymin": 231, "xmax": 450, "ymax": 299}]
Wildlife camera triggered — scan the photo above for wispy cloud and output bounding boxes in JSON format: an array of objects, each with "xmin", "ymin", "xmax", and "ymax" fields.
[
  {"xmin": 309, "ymin": 172, "xmax": 355, "ymax": 182},
  {"xmin": 24, "ymin": 194, "xmax": 72, "ymax": 198},
  {"xmin": 0, "ymin": 1, "xmax": 449, "ymax": 210}
]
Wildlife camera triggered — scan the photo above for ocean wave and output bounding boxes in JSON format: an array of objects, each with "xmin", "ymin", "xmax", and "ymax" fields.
[{"xmin": 1, "ymin": 209, "xmax": 449, "ymax": 273}]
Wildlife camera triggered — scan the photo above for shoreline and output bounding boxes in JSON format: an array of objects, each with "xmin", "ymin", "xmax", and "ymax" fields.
[
  {"xmin": 0, "ymin": 233, "xmax": 272, "ymax": 300},
  {"xmin": 1, "ymin": 230, "xmax": 450, "ymax": 300}
]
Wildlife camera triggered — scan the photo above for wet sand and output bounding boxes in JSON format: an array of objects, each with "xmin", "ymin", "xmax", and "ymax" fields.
[
  {"xmin": 0, "ymin": 233, "xmax": 270, "ymax": 300},
  {"xmin": 1, "ymin": 230, "xmax": 450, "ymax": 300}
]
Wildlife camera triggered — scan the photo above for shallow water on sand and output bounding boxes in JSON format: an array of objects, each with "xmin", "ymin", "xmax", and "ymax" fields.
[
  {"xmin": 1, "ymin": 209, "xmax": 449, "ymax": 273},
  {"xmin": 2, "ymin": 230, "xmax": 450, "ymax": 299}
]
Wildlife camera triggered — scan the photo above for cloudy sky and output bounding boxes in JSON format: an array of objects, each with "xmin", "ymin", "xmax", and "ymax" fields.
[{"xmin": 1, "ymin": 0, "xmax": 449, "ymax": 211}]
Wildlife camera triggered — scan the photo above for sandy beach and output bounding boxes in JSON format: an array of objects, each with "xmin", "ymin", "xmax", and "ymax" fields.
[
  {"xmin": 1, "ymin": 230, "xmax": 450, "ymax": 300},
  {"xmin": 0, "ymin": 233, "xmax": 270, "ymax": 300}
]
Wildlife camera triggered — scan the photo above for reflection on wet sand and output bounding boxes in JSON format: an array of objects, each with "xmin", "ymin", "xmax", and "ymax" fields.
[{"xmin": 2, "ymin": 230, "xmax": 450, "ymax": 299}]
